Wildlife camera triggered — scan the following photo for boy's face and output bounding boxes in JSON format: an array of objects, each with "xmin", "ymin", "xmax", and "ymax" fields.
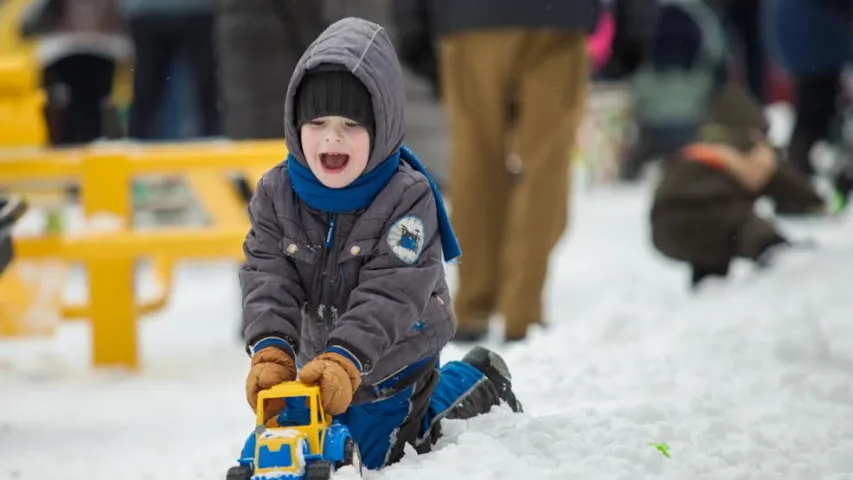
[{"xmin": 300, "ymin": 115, "xmax": 370, "ymax": 189}]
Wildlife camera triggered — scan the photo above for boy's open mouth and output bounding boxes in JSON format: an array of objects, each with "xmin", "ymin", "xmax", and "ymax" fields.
[{"xmin": 320, "ymin": 153, "xmax": 350, "ymax": 173}]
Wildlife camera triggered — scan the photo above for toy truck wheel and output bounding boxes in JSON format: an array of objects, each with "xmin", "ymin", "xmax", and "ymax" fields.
[
  {"xmin": 335, "ymin": 437, "xmax": 363, "ymax": 477},
  {"xmin": 225, "ymin": 465, "xmax": 253, "ymax": 480},
  {"xmin": 306, "ymin": 460, "xmax": 333, "ymax": 480}
]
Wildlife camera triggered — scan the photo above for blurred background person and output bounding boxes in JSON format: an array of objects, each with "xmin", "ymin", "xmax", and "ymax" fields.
[
  {"xmin": 121, "ymin": 0, "xmax": 220, "ymax": 140},
  {"xmin": 720, "ymin": 0, "xmax": 766, "ymax": 104},
  {"xmin": 216, "ymin": 0, "xmax": 326, "ymax": 141},
  {"xmin": 393, "ymin": 0, "xmax": 440, "ymax": 100},
  {"xmin": 620, "ymin": 0, "xmax": 728, "ymax": 181},
  {"xmin": 432, "ymin": 0, "xmax": 655, "ymax": 342},
  {"xmin": 765, "ymin": 0, "xmax": 853, "ymax": 198},
  {"xmin": 156, "ymin": 61, "xmax": 200, "ymax": 140},
  {"xmin": 340, "ymin": 0, "xmax": 449, "ymax": 191},
  {"xmin": 20, "ymin": 0, "xmax": 130, "ymax": 146},
  {"xmin": 650, "ymin": 84, "xmax": 827, "ymax": 290}
]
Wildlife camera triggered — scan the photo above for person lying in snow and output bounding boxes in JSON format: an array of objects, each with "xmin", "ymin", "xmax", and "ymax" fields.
[
  {"xmin": 650, "ymin": 84, "xmax": 827, "ymax": 289},
  {"xmin": 238, "ymin": 17, "xmax": 523, "ymax": 471}
]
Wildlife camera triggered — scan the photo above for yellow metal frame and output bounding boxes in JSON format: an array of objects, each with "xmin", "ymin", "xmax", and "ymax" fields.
[
  {"xmin": 0, "ymin": 259, "xmax": 66, "ymax": 337},
  {"xmin": 0, "ymin": 0, "xmax": 37, "ymax": 57},
  {"xmin": 0, "ymin": 140, "xmax": 287, "ymax": 370},
  {"xmin": 0, "ymin": 53, "xmax": 48, "ymax": 146}
]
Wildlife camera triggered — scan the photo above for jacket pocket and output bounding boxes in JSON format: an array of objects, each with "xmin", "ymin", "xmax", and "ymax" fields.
[
  {"xmin": 279, "ymin": 233, "xmax": 320, "ymax": 265},
  {"xmin": 336, "ymin": 237, "xmax": 378, "ymax": 300},
  {"xmin": 420, "ymin": 290, "xmax": 454, "ymax": 351},
  {"xmin": 278, "ymin": 233, "xmax": 321, "ymax": 307}
]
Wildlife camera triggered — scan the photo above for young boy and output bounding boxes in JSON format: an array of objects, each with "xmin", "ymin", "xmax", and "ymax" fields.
[
  {"xmin": 234, "ymin": 17, "xmax": 523, "ymax": 473},
  {"xmin": 651, "ymin": 84, "xmax": 827, "ymax": 289}
]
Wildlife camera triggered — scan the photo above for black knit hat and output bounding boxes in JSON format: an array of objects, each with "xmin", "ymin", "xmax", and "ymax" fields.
[{"xmin": 294, "ymin": 64, "xmax": 375, "ymax": 148}]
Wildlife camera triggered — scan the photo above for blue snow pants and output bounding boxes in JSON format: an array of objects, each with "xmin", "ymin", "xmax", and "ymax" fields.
[{"xmin": 239, "ymin": 357, "xmax": 488, "ymax": 470}]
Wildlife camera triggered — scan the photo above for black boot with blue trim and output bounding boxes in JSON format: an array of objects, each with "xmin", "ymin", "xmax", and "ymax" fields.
[{"xmin": 461, "ymin": 346, "xmax": 523, "ymax": 413}]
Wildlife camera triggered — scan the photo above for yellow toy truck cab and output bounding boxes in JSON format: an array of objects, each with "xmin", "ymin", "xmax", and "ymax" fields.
[
  {"xmin": 254, "ymin": 382, "xmax": 329, "ymax": 475},
  {"xmin": 227, "ymin": 381, "xmax": 363, "ymax": 480}
]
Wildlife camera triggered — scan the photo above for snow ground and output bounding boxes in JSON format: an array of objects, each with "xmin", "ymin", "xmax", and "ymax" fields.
[{"xmin": 4, "ymin": 105, "xmax": 853, "ymax": 479}]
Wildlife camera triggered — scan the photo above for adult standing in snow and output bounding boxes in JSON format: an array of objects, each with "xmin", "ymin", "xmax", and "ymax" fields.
[
  {"xmin": 121, "ymin": 0, "xmax": 221, "ymax": 139},
  {"xmin": 719, "ymin": 0, "xmax": 766, "ymax": 103},
  {"xmin": 765, "ymin": 0, "xmax": 853, "ymax": 178},
  {"xmin": 435, "ymin": 0, "xmax": 655, "ymax": 342},
  {"xmin": 216, "ymin": 0, "xmax": 327, "ymax": 140}
]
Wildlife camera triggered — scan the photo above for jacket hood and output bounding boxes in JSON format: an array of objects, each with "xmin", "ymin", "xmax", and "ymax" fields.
[{"xmin": 283, "ymin": 17, "xmax": 406, "ymax": 173}]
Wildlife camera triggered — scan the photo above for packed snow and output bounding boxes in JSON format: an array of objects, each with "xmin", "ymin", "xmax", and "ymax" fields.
[{"xmin": 3, "ymin": 106, "xmax": 853, "ymax": 479}]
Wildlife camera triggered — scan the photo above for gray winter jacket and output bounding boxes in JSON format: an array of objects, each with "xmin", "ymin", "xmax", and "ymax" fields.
[{"xmin": 240, "ymin": 17, "xmax": 454, "ymax": 405}]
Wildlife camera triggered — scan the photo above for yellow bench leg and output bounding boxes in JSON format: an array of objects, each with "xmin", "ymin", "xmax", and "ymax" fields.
[
  {"xmin": 88, "ymin": 257, "xmax": 138, "ymax": 369},
  {"xmin": 0, "ymin": 264, "xmax": 37, "ymax": 335}
]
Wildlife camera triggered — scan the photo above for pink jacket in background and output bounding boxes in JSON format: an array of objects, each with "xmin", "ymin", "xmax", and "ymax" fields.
[{"xmin": 587, "ymin": 9, "xmax": 615, "ymax": 72}]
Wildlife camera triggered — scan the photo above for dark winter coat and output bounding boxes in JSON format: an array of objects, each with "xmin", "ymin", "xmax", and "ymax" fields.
[
  {"xmin": 120, "ymin": 0, "xmax": 214, "ymax": 16},
  {"xmin": 765, "ymin": 0, "xmax": 853, "ymax": 76},
  {"xmin": 240, "ymin": 18, "xmax": 454, "ymax": 405},
  {"xmin": 216, "ymin": 0, "xmax": 327, "ymax": 139},
  {"xmin": 392, "ymin": 0, "xmax": 439, "ymax": 98},
  {"xmin": 651, "ymin": 151, "xmax": 821, "ymax": 268},
  {"xmin": 602, "ymin": 0, "xmax": 662, "ymax": 78},
  {"xmin": 399, "ymin": 0, "xmax": 659, "ymax": 90},
  {"xmin": 651, "ymin": 84, "xmax": 825, "ymax": 268},
  {"xmin": 432, "ymin": 0, "xmax": 602, "ymax": 36}
]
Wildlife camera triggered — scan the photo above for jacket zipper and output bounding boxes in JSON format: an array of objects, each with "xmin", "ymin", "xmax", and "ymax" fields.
[
  {"xmin": 324, "ymin": 214, "xmax": 336, "ymax": 250},
  {"xmin": 320, "ymin": 214, "xmax": 338, "ymax": 328},
  {"xmin": 327, "ymin": 214, "xmax": 342, "ymax": 324}
]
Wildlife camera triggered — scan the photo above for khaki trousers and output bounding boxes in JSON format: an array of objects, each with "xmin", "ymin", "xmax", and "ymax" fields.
[{"xmin": 440, "ymin": 29, "xmax": 588, "ymax": 338}]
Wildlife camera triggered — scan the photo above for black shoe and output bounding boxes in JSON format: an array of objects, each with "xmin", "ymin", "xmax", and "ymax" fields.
[
  {"xmin": 690, "ymin": 262, "xmax": 730, "ymax": 289},
  {"xmin": 755, "ymin": 234, "xmax": 790, "ymax": 268},
  {"xmin": 462, "ymin": 346, "xmax": 523, "ymax": 413}
]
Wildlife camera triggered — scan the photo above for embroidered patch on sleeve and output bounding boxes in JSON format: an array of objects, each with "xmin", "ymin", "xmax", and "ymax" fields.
[{"xmin": 386, "ymin": 215, "xmax": 425, "ymax": 264}]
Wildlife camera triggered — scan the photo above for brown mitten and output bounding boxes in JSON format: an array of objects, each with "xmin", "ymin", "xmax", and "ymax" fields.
[
  {"xmin": 298, "ymin": 352, "xmax": 361, "ymax": 415},
  {"xmin": 717, "ymin": 140, "xmax": 779, "ymax": 193},
  {"xmin": 246, "ymin": 347, "xmax": 297, "ymax": 421}
]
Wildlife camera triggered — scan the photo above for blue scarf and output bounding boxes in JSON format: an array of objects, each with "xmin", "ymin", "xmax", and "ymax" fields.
[{"xmin": 287, "ymin": 145, "xmax": 461, "ymax": 262}]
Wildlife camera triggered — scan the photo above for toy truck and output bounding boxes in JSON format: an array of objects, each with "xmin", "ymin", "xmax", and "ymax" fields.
[{"xmin": 226, "ymin": 382, "xmax": 363, "ymax": 480}]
